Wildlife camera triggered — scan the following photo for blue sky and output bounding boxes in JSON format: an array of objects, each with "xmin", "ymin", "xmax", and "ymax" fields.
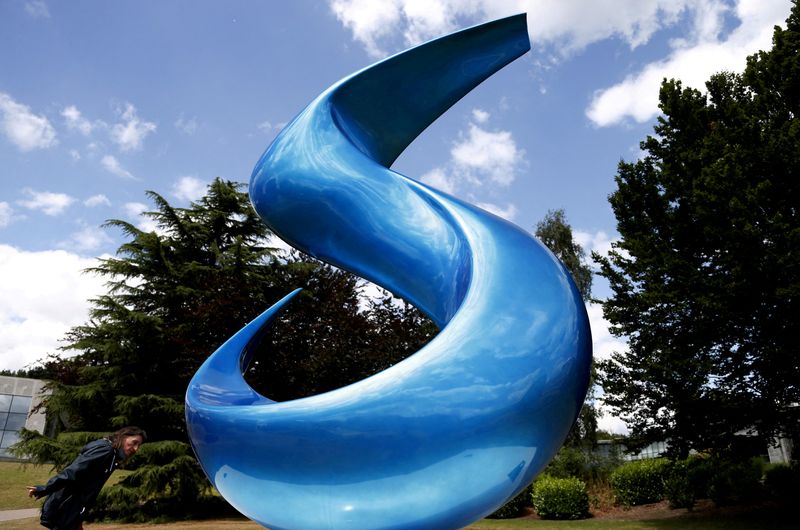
[{"xmin": 0, "ymin": 0, "xmax": 792, "ymax": 431}]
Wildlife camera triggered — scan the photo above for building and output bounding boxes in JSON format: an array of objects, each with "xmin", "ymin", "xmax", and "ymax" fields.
[{"xmin": 0, "ymin": 375, "xmax": 48, "ymax": 460}]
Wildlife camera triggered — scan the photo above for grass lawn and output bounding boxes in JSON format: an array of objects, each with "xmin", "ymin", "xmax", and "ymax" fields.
[{"xmin": 2, "ymin": 461, "xmax": 793, "ymax": 530}]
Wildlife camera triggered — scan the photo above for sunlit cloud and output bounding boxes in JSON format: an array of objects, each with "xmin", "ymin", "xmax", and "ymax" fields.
[
  {"xmin": 61, "ymin": 225, "xmax": 114, "ymax": 252},
  {"xmin": 84, "ymin": 194, "xmax": 111, "ymax": 207},
  {"xmin": 0, "ymin": 245, "xmax": 106, "ymax": 371},
  {"xmin": 586, "ymin": 0, "xmax": 791, "ymax": 126},
  {"xmin": 61, "ymin": 105, "xmax": 96, "ymax": 136},
  {"xmin": 0, "ymin": 202, "xmax": 14, "ymax": 228},
  {"xmin": 0, "ymin": 92, "xmax": 57, "ymax": 151},
  {"xmin": 17, "ymin": 188, "xmax": 75, "ymax": 216},
  {"xmin": 101, "ymin": 154, "xmax": 136, "ymax": 179},
  {"xmin": 111, "ymin": 102, "xmax": 156, "ymax": 151},
  {"xmin": 171, "ymin": 175, "xmax": 207, "ymax": 202}
]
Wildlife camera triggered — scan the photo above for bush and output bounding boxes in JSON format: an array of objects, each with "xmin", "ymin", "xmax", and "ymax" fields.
[
  {"xmin": 488, "ymin": 483, "xmax": 533, "ymax": 519},
  {"xmin": 707, "ymin": 457, "xmax": 764, "ymax": 506},
  {"xmin": 763, "ymin": 463, "xmax": 799, "ymax": 501},
  {"xmin": 664, "ymin": 460, "xmax": 694, "ymax": 509},
  {"xmin": 531, "ymin": 475, "xmax": 589, "ymax": 520},
  {"xmin": 609, "ymin": 458, "xmax": 671, "ymax": 506}
]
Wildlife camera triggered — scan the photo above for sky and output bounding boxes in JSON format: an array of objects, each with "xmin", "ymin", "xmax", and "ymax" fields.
[{"xmin": 0, "ymin": 0, "xmax": 793, "ymax": 432}]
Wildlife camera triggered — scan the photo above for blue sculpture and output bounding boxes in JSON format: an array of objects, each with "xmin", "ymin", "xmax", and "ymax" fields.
[{"xmin": 186, "ymin": 13, "xmax": 591, "ymax": 530}]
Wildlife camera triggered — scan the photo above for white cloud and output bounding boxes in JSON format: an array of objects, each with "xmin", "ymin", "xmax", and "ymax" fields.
[
  {"xmin": 17, "ymin": 188, "xmax": 75, "ymax": 216},
  {"xmin": 586, "ymin": 301, "xmax": 631, "ymax": 435},
  {"xmin": 587, "ymin": 0, "xmax": 791, "ymax": 126},
  {"xmin": 0, "ymin": 202, "xmax": 14, "ymax": 228},
  {"xmin": 171, "ymin": 176, "xmax": 207, "ymax": 202},
  {"xmin": 61, "ymin": 105, "xmax": 96, "ymax": 135},
  {"xmin": 175, "ymin": 114, "xmax": 199, "ymax": 135},
  {"xmin": 84, "ymin": 194, "xmax": 111, "ymax": 207},
  {"xmin": 110, "ymin": 102, "xmax": 156, "ymax": 151},
  {"xmin": 101, "ymin": 154, "xmax": 135, "ymax": 179},
  {"xmin": 24, "ymin": 0, "xmax": 50, "ymax": 19},
  {"xmin": 0, "ymin": 245, "xmax": 107, "ymax": 371},
  {"xmin": 62, "ymin": 226, "xmax": 114, "ymax": 252},
  {"xmin": 123, "ymin": 202, "xmax": 160, "ymax": 233},
  {"xmin": 475, "ymin": 201, "xmax": 518, "ymax": 221},
  {"xmin": 69, "ymin": 149, "xmax": 81, "ymax": 161},
  {"xmin": 328, "ymin": 0, "xmax": 694, "ymax": 58},
  {"xmin": 330, "ymin": 0, "xmax": 404, "ymax": 57},
  {"xmin": 471, "ymin": 108, "xmax": 490, "ymax": 124},
  {"xmin": 0, "ymin": 92, "xmax": 57, "ymax": 151},
  {"xmin": 418, "ymin": 110, "xmax": 524, "ymax": 218},
  {"xmin": 451, "ymin": 123, "xmax": 521, "ymax": 186},
  {"xmin": 574, "ymin": 229, "xmax": 616, "ymax": 263},
  {"xmin": 419, "ymin": 167, "xmax": 455, "ymax": 194}
]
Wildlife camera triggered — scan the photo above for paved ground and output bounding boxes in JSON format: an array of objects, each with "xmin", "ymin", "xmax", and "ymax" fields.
[{"xmin": 0, "ymin": 508, "xmax": 39, "ymax": 521}]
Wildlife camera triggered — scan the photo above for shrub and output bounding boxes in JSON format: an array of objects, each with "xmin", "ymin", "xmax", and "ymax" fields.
[
  {"xmin": 707, "ymin": 457, "xmax": 764, "ymax": 506},
  {"xmin": 531, "ymin": 475, "xmax": 589, "ymax": 520},
  {"xmin": 763, "ymin": 463, "xmax": 799, "ymax": 501},
  {"xmin": 544, "ymin": 447, "xmax": 589, "ymax": 480},
  {"xmin": 664, "ymin": 460, "xmax": 694, "ymax": 509},
  {"xmin": 609, "ymin": 458, "xmax": 671, "ymax": 506},
  {"xmin": 488, "ymin": 483, "xmax": 533, "ymax": 519}
]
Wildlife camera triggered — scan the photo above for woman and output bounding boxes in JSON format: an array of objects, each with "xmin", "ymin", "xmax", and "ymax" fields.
[{"xmin": 27, "ymin": 426, "xmax": 146, "ymax": 530}]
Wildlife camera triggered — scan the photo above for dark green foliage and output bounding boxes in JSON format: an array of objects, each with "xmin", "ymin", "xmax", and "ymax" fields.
[
  {"xmin": 244, "ymin": 263, "xmax": 436, "ymax": 400},
  {"xmin": 487, "ymin": 483, "xmax": 533, "ymax": 519},
  {"xmin": 609, "ymin": 458, "xmax": 671, "ymax": 506},
  {"xmin": 14, "ymin": 178, "xmax": 437, "ymax": 521},
  {"xmin": 764, "ymin": 463, "xmax": 800, "ymax": 501},
  {"xmin": 531, "ymin": 475, "xmax": 590, "ymax": 520},
  {"xmin": 664, "ymin": 460, "xmax": 695, "ymax": 509},
  {"xmin": 708, "ymin": 457, "xmax": 765, "ymax": 506},
  {"xmin": 596, "ymin": 4, "xmax": 800, "ymax": 458}
]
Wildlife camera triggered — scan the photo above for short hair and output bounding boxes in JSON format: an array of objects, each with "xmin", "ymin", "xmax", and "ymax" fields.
[{"xmin": 108, "ymin": 426, "xmax": 147, "ymax": 448}]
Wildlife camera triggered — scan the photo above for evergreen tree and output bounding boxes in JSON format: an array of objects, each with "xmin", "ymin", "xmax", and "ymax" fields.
[
  {"xmin": 595, "ymin": 4, "xmax": 799, "ymax": 458},
  {"xmin": 15, "ymin": 178, "xmax": 436, "ymax": 521}
]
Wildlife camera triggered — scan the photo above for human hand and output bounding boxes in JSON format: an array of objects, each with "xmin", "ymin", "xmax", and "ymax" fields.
[{"xmin": 26, "ymin": 486, "xmax": 39, "ymax": 499}]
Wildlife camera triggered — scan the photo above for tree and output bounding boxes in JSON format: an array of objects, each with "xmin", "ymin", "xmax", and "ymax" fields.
[
  {"xmin": 535, "ymin": 209, "xmax": 593, "ymax": 301},
  {"xmin": 15, "ymin": 178, "xmax": 436, "ymax": 521},
  {"xmin": 595, "ymin": 4, "xmax": 799, "ymax": 458},
  {"xmin": 535, "ymin": 209, "xmax": 597, "ymax": 448}
]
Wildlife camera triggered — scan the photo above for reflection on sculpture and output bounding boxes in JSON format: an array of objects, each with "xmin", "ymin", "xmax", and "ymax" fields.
[{"xmin": 185, "ymin": 13, "xmax": 592, "ymax": 530}]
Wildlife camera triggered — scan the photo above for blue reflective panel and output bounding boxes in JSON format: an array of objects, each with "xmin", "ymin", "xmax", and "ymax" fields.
[
  {"xmin": 1, "ymin": 429, "xmax": 21, "ymax": 449},
  {"xmin": 0, "ymin": 412, "xmax": 7, "ymax": 429},
  {"xmin": 4, "ymin": 413, "xmax": 27, "ymax": 431},
  {"xmin": 0, "ymin": 395, "xmax": 11, "ymax": 413},
  {"xmin": 186, "ymin": 13, "xmax": 591, "ymax": 530},
  {"xmin": 9, "ymin": 395, "xmax": 32, "ymax": 414}
]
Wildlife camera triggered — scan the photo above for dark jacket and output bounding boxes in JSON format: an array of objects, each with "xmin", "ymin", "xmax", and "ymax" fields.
[{"xmin": 34, "ymin": 438, "xmax": 124, "ymax": 530}]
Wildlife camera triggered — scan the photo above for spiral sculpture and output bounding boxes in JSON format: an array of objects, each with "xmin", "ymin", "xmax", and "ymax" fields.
[{"xmin": 186, "ymin": 13, "xmax": 592, "ymax": 530}]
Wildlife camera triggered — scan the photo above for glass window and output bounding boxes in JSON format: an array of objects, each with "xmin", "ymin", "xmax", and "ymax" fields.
[
  {"xmin": 1, "ymin": 430, "xmax": 21, "ymax": 449},
  {"xmin": 0, "ymin": 412, "xmax": 7, "ymax": 429},
  {"xmin": 0, "ymin": 394, "xmax": 11, "ymax": 412},
  {"xmin": 4, "ymin": 413, "xmax": 27, "ymax": 431},
  {"xmin": 10, "ymin": 395, "xmax": 32, "ymax": 414}
]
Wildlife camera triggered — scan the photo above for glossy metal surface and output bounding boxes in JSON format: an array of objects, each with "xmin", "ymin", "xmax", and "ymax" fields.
[{"xmin": 186, "ymin": 13, "xmax": 592, "ymax": 530}]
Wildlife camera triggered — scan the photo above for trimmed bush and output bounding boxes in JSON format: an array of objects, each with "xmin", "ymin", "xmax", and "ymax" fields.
[
  {"xmin": 531, "ymin": 475, "xmax": 590, "ymax": 520},
  {"xmin": 488, "ymin": 483, "xmax": 533, "ymax": 519},
  {"xmin": 609, "ymin": 458, "xmax": 671, "ymax": 506}
]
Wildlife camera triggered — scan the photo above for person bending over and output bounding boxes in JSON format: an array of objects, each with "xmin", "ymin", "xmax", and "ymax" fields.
[{"xmin": 27, "ymin": 426, "xmax": 146, "ymax": 530}]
